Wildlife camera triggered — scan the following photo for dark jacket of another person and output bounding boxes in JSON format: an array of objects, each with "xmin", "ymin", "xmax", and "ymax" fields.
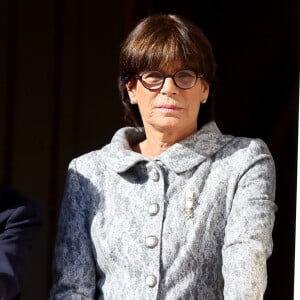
[{"xmin": 0, "ymin": 187, "xmax": 42, "ymax": 300}]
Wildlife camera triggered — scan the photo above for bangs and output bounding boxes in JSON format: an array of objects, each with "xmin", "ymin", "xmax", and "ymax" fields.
[{"xmin": 130, "ymin": 34, "xmax": 199, "ymax": 72}]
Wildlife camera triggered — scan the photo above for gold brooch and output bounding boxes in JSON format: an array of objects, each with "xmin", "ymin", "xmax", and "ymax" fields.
[{"xmin": 185, "ymin": 191, "xmax": 196, "ymax": 219}]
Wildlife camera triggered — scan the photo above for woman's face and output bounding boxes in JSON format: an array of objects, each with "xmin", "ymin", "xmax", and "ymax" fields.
[{"xmin": 126, "ymin": 67, "xmax": 209, "ymax": 139}]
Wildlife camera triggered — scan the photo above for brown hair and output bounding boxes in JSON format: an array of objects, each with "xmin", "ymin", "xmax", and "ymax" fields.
[{"xmin": 119, "ymin": 14, "xmax": 217, "ymax": 128}]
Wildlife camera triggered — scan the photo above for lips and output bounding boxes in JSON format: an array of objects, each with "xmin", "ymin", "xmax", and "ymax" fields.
[
  {"xmin": 157, "ymin": 105, "xmax": 182, "ymax": 110},
  {"xmin": 159, "ymin": 105, "xmax": 179, "ymax": 108}
]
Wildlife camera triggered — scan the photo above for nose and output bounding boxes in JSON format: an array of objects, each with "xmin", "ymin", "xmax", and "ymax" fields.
[{"xmin": 160, "ymin": 77, "xmax": 177, "ymax": 94}]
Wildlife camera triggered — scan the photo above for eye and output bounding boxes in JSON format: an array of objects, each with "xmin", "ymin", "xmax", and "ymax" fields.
[
  {"xmin": 176, "ymin": 70, "xmax": 195, "ymax": 80},
  {"xmin": 142, "ymin": 71, "xmax": 163, "ymax": 83}
]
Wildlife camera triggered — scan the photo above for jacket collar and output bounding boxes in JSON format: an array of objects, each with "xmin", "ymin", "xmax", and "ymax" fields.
[{"xmin": 102, "ymin": 121, "xmax": 234, "ymax": 174}]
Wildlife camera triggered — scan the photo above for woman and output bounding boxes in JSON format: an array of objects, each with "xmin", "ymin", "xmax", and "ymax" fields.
[{"xmin": 49, "ymin": 14, "xmax": 276, "ymax": 299}]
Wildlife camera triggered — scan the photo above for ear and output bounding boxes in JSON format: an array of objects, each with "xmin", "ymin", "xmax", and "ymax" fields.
[
  {"xmin": 126, "ymin": 81, "xmax": 137, "ymax": 104},
  {"xmin": 201, "ymin": 79, "xmax": 210, "ymax": 94},
  {"xmin": 200, "ymin": 80, "xmax": 210, "ymax": 102}
]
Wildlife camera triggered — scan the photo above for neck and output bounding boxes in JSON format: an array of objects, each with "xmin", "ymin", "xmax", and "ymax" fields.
[{"xmin": 134, "ymin": 125, "xmax": 196, "ymax": 158}]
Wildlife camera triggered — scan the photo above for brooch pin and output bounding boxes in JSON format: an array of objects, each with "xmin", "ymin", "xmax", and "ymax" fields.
[{"xmin": 185, "ymin": 191, "xmax": 196, "ymax": 219}]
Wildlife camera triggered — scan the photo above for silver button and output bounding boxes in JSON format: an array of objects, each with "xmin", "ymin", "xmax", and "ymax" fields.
[
  {"xmin": 145, "ymin": 235, "xmax": 159, "ymax": 248},
  {"xmin": 145, "ymin": 274, "xmax": 157, "ymax": 287},
  {"xmin": 148, "ymin": 203, "xmax": 159, "ymax": 216},
  {"xmin": 149, "ymin": 169, "xmax": 159, "ymax": 181}
]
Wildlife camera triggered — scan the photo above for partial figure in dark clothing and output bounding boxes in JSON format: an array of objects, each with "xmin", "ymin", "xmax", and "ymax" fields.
[{"xmin": 0, "ymin": 186, "xmax": 42, "ymax": 300}]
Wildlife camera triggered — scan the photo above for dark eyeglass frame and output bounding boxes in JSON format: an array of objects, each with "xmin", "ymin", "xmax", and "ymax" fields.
[{"xmin": 135, "ymin": 69, "xmax": 204, "ymax": 91}]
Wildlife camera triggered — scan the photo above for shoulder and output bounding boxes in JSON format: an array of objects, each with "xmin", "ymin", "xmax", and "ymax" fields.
[
  {"xmin": 225, "ymin": 137, "xmax": 274, "ymax": 165},
  {"xmin": 218, "ymin": 136, "xmax": 275, "ymax": 177},
  {"xmin": 68, "ymin": 148, "xmax": 107, "ymax": 180},
  {"xmin": 225, "ymin": 137, "xmax": 272, "ymax": 157},
  {"xmin": 67, "ymin": 126, "xmax": 144, "ymax": 176},
  {"xmin": 0, "ymin": 187, "xmax": 42, "ymax": 226},
  {"xmin": 0, "ymin": 187, "xmax": 42, "ymax": 239}
]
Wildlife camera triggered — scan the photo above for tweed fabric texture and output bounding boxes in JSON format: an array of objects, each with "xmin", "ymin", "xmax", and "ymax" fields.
[{"xmin": 49, "ymin": 121, "xmax": 276, "ymax": 300}]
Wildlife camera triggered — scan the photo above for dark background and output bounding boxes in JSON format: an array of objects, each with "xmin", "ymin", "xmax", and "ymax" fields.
[{"xmin": 0, "ymin": 0, "xmax": 299, "ymax": 299}]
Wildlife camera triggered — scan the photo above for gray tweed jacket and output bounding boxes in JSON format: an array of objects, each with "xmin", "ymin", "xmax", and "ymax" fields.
[{"xmin": 49, "ymin": 121, "xmax": 276, "ymax": 300}]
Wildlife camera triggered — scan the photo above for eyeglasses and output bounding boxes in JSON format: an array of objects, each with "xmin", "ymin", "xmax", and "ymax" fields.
[{"xmin": 135, "ymin": 69, "xmax": 203, "ymax": 91}]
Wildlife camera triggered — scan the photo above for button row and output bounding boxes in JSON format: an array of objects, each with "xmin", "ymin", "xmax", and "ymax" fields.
[{"xmin": 145, "ymin": 168, "xmax": 160, "ymax": 289}]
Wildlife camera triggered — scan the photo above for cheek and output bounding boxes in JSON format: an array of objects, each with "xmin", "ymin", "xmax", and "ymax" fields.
[
  {"xmin": 135, "ymin": 87, "xmax": 157, "ymax": 108},
  {"xmin": 198, "ymin": 87, "xmax": 207, "ymax": 98},
  {"xmin": 134, "ymin": 84, "xmax": 149, "ymax": 102},
  {"xmin": 188, "ymin": 89, "xmax": 203, "ymax": 104},
  {"xmin": 186, "ymin": 93, "xmax": 202, "ymax": 113},
  {"xmin": 138, "ymin": 100, "xmax": 154, "ymax": 116},
  {"xmin": 190, "ymin": 101, "xmax": 201, "ymax": 115},
  {"xmin": 135, "ymin": 95, "xmax": 152, "ymax": 117}
]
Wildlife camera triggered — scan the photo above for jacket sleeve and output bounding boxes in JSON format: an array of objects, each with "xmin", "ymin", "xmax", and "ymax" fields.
[
  {"xmin": 222, "ymin": 139, "xmax": 277, "ymax": 300},
  {"xmin": 0, "ymin": 187, "xmax": 42, "ymax": 300},
  {"xmin": 49, "ymin": 159, "xmax": 97, "ymax": 300}
]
